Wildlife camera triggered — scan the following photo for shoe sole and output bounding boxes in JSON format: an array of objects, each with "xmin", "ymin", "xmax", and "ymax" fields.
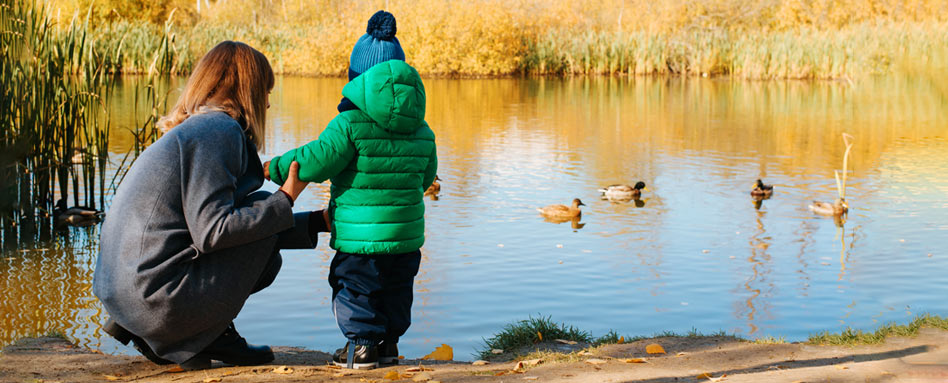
[
  {"xmin": 379, "ymin": 357, "xmax": 399, "ymax": 366},
  {"xmin": 333, "ymin": 361, "xmax": 378, "ymax": 370}
]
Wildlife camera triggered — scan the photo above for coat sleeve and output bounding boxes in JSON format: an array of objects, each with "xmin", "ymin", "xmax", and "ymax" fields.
[
  {"xmin": 268, "ymin": 117, "xmax": 356, "ymax": 186},
  {"xmin": 181, "ymin": 128, "xmax": 295, "ymax": 254},
  {"xmin": 422, "ymin": 142, "xmax": 438, "ymax": 190}
]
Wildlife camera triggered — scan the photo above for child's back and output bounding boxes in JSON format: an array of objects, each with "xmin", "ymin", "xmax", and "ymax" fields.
[{"xmin": 268, "ymin": 59, "xmax": 437, "ymax": 254}]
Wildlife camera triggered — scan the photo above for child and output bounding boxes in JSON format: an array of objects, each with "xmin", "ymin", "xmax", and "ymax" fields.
[{"xmin": 265, "ymin": 10, "xmax": 437, "ymax": 370}]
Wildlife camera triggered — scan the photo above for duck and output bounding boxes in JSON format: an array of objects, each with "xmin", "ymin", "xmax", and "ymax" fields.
[
  {"xmin": 538, "ymin": 198, "xmax": 584, "ymax": 218},
  {"xmin": 54, "ymin": 199, "xmax": 105, "ymax": 227},
  {"xmin": 424, "ymin": 175, "xmax": 441, "ymax": 197},
  {"xmin": 808, "ymin": 198, "xmax": 848, "ymax": 216},
  {"xmin": 750, "ymin": 179, "xmax": 774, "ymax": 198},
  {"xmin": 598, "ymin": 181, "xmax": 648, "ymax": 199}
]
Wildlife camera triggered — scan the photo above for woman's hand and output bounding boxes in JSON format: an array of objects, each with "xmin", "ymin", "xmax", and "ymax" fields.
[
  {"xmin": 279, "ymin": 161, "xmax": 308, "ymax": 201},
  {"xmin": 322, "ymin": 208, "xmax": 332, "ymax": 231},
  {"xmin": 263, "ymin": 160, "xmax": 271, "ymax": 180}
]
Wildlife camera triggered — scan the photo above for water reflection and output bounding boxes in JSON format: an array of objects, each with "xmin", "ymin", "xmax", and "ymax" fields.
[{"xmin": 1, "ymin": 74, "xmax": 947, "ymax": 358}]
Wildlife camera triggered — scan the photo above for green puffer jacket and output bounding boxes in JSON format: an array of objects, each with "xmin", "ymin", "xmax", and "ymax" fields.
[{"xmin": 269, "ymin": 60, "xmax": 437, "ymax": 255}]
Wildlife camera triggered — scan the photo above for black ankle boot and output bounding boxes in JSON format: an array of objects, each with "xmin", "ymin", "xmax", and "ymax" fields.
[
  {"xmin": 180, "ymin": 323, "xmax": 274, "ymax": 370},
  {"xmin": 102, "ymin": 318, "xmax": 173, "ymax": 365},
  {"xmin": 332, "ymin": 341, "xmax": 378, "ymax": 370},
  {"xmin": 378, "ymin": 340, "xmax": 398, "ymax": 366}
]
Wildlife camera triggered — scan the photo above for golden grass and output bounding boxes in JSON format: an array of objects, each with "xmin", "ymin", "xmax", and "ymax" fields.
[{"xmin": 42, "ymin": 0, "xmax": 948, "ymax": 78}]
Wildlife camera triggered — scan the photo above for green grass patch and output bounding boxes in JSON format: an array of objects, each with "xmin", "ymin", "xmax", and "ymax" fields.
[
  {"xmin": 753, "ymin": 336, "xmax": 788, "ymax": 344},
  {"xmin": 808, "ymin": 314, "xmax": 948, "ymax": 346},
  {"xmin": 478, "ymin": 316, "xmax": 591, "ymax": 359}
]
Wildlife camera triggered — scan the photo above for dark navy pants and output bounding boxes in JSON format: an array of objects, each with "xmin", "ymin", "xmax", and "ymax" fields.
[{"xmin": 329, "ymin": 250, "xmax": 422, "ymax": 346}]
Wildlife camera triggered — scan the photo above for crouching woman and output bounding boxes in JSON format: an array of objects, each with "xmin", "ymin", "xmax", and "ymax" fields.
[{"xmin": 93, "ymin": 41, "xmax": 325, "ymax": 370}]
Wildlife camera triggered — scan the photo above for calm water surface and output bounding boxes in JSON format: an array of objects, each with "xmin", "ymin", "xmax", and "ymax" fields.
[{"xmin": 2, "ymin": 75, "xmax": 946, "ymax": 359}]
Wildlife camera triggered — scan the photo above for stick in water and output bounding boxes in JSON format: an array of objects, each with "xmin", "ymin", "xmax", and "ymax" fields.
[{"xmin": 834, "ymin": 133, "xmax": 855, "ymax": 200}]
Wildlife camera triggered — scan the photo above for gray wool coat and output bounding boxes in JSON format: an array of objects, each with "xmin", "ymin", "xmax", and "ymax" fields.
[{"xmin": 93, "ymin": 111, "xmax": 315, "ymax": 363}]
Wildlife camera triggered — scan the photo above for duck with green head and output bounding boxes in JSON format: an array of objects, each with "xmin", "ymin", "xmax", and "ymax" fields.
[{"xmin": 599, "ymin": 181, "xmax": 647, "ymax": 200}]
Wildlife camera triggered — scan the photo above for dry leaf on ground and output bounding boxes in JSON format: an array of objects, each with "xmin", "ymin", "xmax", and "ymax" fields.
[
  {"xmin": 523, "ymin": 377, "xmax": 539, "ymax": 381},
  {"xmin": 555, "ymin": 339, "xmax": 577, "ymax": 345},
  {"xmin": 422, "ymin": 344, "xmax": 453, "ymax": 361},
  {"xmin": 585, "ymin": 358, "xmax": 607, "ymax": 365},
  {"xmin": 405, "ymin": 366, "xmax": 433, "ymax": 372},
  {"xmin": 273, "ymin": 366, "xmax": 294, "ymax": 374},
  {"xmin": 203, "ymin": 378, "xmax": 222, "ymax": 383},
  {"xmin": 166, "ymin": 366, "xmax": 185, "ymax": 373},
  {"xmin": 623, "ymin": 358, "xmax": 647, "ymax": 363},
  {"xmin": 103, "ymin": 375, "xmax": 121, "ymax": 381},
  {"xmin": 697, "ymin": 372, "xmax": 713, "ymax": 379},
  {"xmin": 412, "ymin": 372, "xmax": 433, "ymax": 381},
  {"xmin": 384, "ymin": 370, "xmax": 401, "ymax": 380},
  {"xmin": 676, "ymin": 352, "xmax": 688, "ymax": 357},
  {"xmin": 708, "ymin": 375, "xmax": 728, "ymax": 382},
  {"xmin": 835, "ymin": 365, "xmax": 849, "ymax": 370},
  {"xmin": 472, "ymin": 360, "xmax": 490, "ymax": 366},
  {"xmin": 645, "ymin": 343, "xmax": 666, "ymax": 354}
]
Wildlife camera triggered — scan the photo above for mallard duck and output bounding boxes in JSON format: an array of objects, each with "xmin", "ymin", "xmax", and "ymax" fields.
[
  {"xmin": 538, "ymin": 198, "xmax": 584, "ymax": 218},
  {"xmin": 808, "ymin": 198, "xmax": 848, "ymax": 216},
  {"xmin": 424, "ymin": 175, "xmax": 441, "ymax": 197},
  {"xmin": 54, "ymin": 199, "xmax": 104, "ymax": 227},
  {"xmin": 750, "ymin": 179, "xmax": 774, "ymax": 198},
  {"xmin": 599, "ymin": 181, "xmax": 647, "ymax": 199}
]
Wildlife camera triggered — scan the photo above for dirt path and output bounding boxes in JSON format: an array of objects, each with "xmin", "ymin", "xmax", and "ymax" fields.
[{"xmin": 4, "ymin": 329, "xmax": 948, "ymax": 383}]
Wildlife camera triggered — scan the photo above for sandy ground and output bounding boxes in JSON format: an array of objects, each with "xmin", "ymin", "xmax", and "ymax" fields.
[{"xmin": 4, "ymin": 329, "xmax": 948, "ymax": 383}]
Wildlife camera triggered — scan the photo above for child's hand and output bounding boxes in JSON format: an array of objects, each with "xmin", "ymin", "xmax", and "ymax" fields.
[
  {"xmin": 263, "ymin": 160, "xmax": 271, "ymax": 180},
  {"xmin": 279, "ymin": 161, "xmax": 308, "ymax": 201}
]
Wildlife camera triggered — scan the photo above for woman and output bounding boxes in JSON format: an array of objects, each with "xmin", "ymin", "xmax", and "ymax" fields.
[{"xmin": 93, "ymin": 41, "xmax": 324, "ymax": 370}]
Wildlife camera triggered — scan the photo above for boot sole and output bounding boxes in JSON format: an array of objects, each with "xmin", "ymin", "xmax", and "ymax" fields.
[
  {"xmin": 333, "ymin": 361, "xmax": 378, "ymax": 370},
  {"xmin": 379, "ymin": 357, "xmax": 399, "ymax": 366}
]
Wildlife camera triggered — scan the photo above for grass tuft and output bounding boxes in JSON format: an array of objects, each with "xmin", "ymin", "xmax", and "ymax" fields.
[
  {"xmin": 478, "ymin": 316, "xmax": 591, "ymax": 359},
  {"xmin": 808, "ymin": 314, "xmax": 948, "ymax": 346}
]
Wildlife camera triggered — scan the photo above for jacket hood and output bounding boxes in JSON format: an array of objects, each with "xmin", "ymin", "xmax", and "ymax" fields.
[{"xmin": 342, "ymin": 60, "xmax": 426, "ymax": 134}]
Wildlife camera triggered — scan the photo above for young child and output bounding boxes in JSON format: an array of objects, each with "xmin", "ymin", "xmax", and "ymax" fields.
[{"xmin": 265, "ymin": 10, "xmax": 437, "ymax": 370}]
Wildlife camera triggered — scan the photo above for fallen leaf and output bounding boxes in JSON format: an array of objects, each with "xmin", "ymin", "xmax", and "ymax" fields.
[
  {"xmin": 835, "ymin": 365, "xmax": 849, "ymax": 370},
  {"xmin": 645, "ymin": 343, "xmax": 666, "ymax": 354},
  {"xmin": 273, "ymin": 366, "xmax": 294, "ymax": 374},
  {"xmin": 623, "ymin": 358, "xmax": 647, "ymax": 363},
  {"xmin": 103, "ymin": 375, "xmax": 122, "ymax": 381},
  {"xmin": 203, "ymin": 378, "xmax": 222, "ymax": 383},
  {"xmin": 708, "ymin": 374, "xmax": 727, "ymax": 382},
  {"xmin": 523, "ymin": 377, "xmax": 539, "ymax": 381},
  {"xmin": 697, "ymin": 372, "xmax": 713, "ymax": 379},
  {"xmin": 617, "ymin": 336, "xmax": 625, "ymax": 344},
  {"xmin": 412, "ymin": 372, "xmax": 433, "ymax": 381},
  {"xmin": 399, "ymin": 355, "xmax": 405, "ymax": 359},
  {"xmin": 585, "ymin": 358, "xmax": 607, "ymax": 365},
  {"xmin": 333, "ymin": 371, "xmax": 352, "ymax": 377},
  {"xmin": 327, "ymin": 365, "xmax": 342, "ymax": 369},
  {"xmin": 676, "ymin": 352, "xmax": 688, "ymax": 357},
  {"xmin": 472, "ymin": 360, "xmax": 490, "ymax": 366},
  {"xmin": 405, "ymin": 366, "xmax": 433, "ymax": 372},
  {"xmin": 523, "ymin": 359, "xmax": 543, "ymax": 366},
  {"xmin": 421, "ymin": 344, "xmax": 453, "ymax": 361},
  {"xmin": 166, "ymin": 366, "xmax": 185, "ymax": 373},
  {"xmin": 537, "ymin": 331, "xmax": 543, "ymax": 341},
  {"xmin": 491, "ymin": 349, "xmax": 504, "ymax": 354},
  {"xmin": 430, "ymin": 381, "xmax": 441, "ymax": 383},
  {"xmin": 577, "ymin": 350, "xmax": 594, "ymax": 356},
  {"xmin": 384, "ymin": 370, "xmax": 401, "ymax": 380}
]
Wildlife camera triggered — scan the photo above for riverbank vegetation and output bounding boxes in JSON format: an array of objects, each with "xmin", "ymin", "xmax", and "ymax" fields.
[
  {"xmin": 479, "ymin": 314, "xmax": 948, "ymax": 360},
  {"xmin": 44, "ymin": 0, "xmax": 948, "ymax": 79},
  {"xmin": 0, "ymin": 0, "xmax": 172, "ymax": 243}
]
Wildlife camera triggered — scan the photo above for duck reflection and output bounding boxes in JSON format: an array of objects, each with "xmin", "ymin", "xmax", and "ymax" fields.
[
  {"xmin": 601, "ymin": 194, "xmax": 647, "ymax": 207},
  {"xmin": 542, "ymin": 215, "xmax": 586, "ymax": 231}
]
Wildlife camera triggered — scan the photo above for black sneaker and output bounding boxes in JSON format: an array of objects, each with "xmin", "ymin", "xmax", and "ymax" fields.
[
  {"xmin": 378, "ymin": 341, "xmax": 398, "ymax": 366},
  {"xmin": 332, "ymin": 342, "xmax": 379, "ymax": 370},
  {"xmin": 102, "ymin": 318, "xmax": 173, "ymax": 365},
  {"xmin": 179, "ymin": 323, "xmax": 274, "ymax": 370}
]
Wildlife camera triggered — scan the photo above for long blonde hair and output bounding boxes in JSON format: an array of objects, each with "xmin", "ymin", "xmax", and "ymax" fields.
[{"xmin": 158, "ymin": 41, "xmax": 274, "ymax": 149}]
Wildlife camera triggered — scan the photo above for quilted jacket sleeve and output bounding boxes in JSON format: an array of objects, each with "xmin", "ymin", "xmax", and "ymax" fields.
[{"xmin": 269, "ymin": 116, "xmax": 357, "ymax": 185}]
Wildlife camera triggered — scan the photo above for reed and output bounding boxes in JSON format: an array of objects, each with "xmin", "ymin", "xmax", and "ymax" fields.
[
  {"xmin": 43, "ymin": 0, "xmax": 948, "ymax": 79},
  {"xmin": 0, "ymin": 0, "xmax": 122, "ymax": 244}
]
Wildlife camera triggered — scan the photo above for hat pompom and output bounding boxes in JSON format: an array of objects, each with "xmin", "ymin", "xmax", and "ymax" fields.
[{"xmin": 366, "ymin": 10, "xmax": 397, "ymax": 40}]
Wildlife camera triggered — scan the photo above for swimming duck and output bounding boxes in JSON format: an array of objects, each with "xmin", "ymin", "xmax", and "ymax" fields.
[
  {"xmin": 808, "ymin": 198, "xmax": 848, "ymax": 216},
  {"xmin": 599, "ymin": 181, "xmax": 648, "ymax": 199},
  {"xmin": 538, "ymin": 198, "xmax": 584, "ymax": 218},
  {"xmin": 750, "ymin": 179, "xmax": 774, "ymax": 198},
  {"xmin": 424, "ymin": 175, "xmax": 441, "ymax": 197},
  {"xmin": 54, "ymin": 199, "xmax": 105, "ymax": 227}
]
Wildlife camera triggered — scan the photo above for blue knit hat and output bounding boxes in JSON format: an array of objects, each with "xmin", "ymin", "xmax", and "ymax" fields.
[{"xmin": 348, "ymin": 10, "xmax": 406, "ymax": 81}]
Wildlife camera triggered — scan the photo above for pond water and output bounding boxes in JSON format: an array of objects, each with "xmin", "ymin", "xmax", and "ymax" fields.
[{"xmin": 2, "ymin": 75, "xmax": 947, "ymax": 360}]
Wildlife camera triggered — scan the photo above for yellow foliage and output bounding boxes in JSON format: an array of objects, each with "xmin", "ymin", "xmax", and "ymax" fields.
[
  {"xmin": 645, "ymin": 343, "xmax": 666, "ymax": 354},
  {"xmin": 421, "ymin": 344, "xmax": 453, "ymax": 361}
]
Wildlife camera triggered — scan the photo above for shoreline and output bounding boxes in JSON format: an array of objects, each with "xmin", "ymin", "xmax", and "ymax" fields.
[{"xmin": 4, "ymin": 328, "xmax": 948, "ymax": 382}]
